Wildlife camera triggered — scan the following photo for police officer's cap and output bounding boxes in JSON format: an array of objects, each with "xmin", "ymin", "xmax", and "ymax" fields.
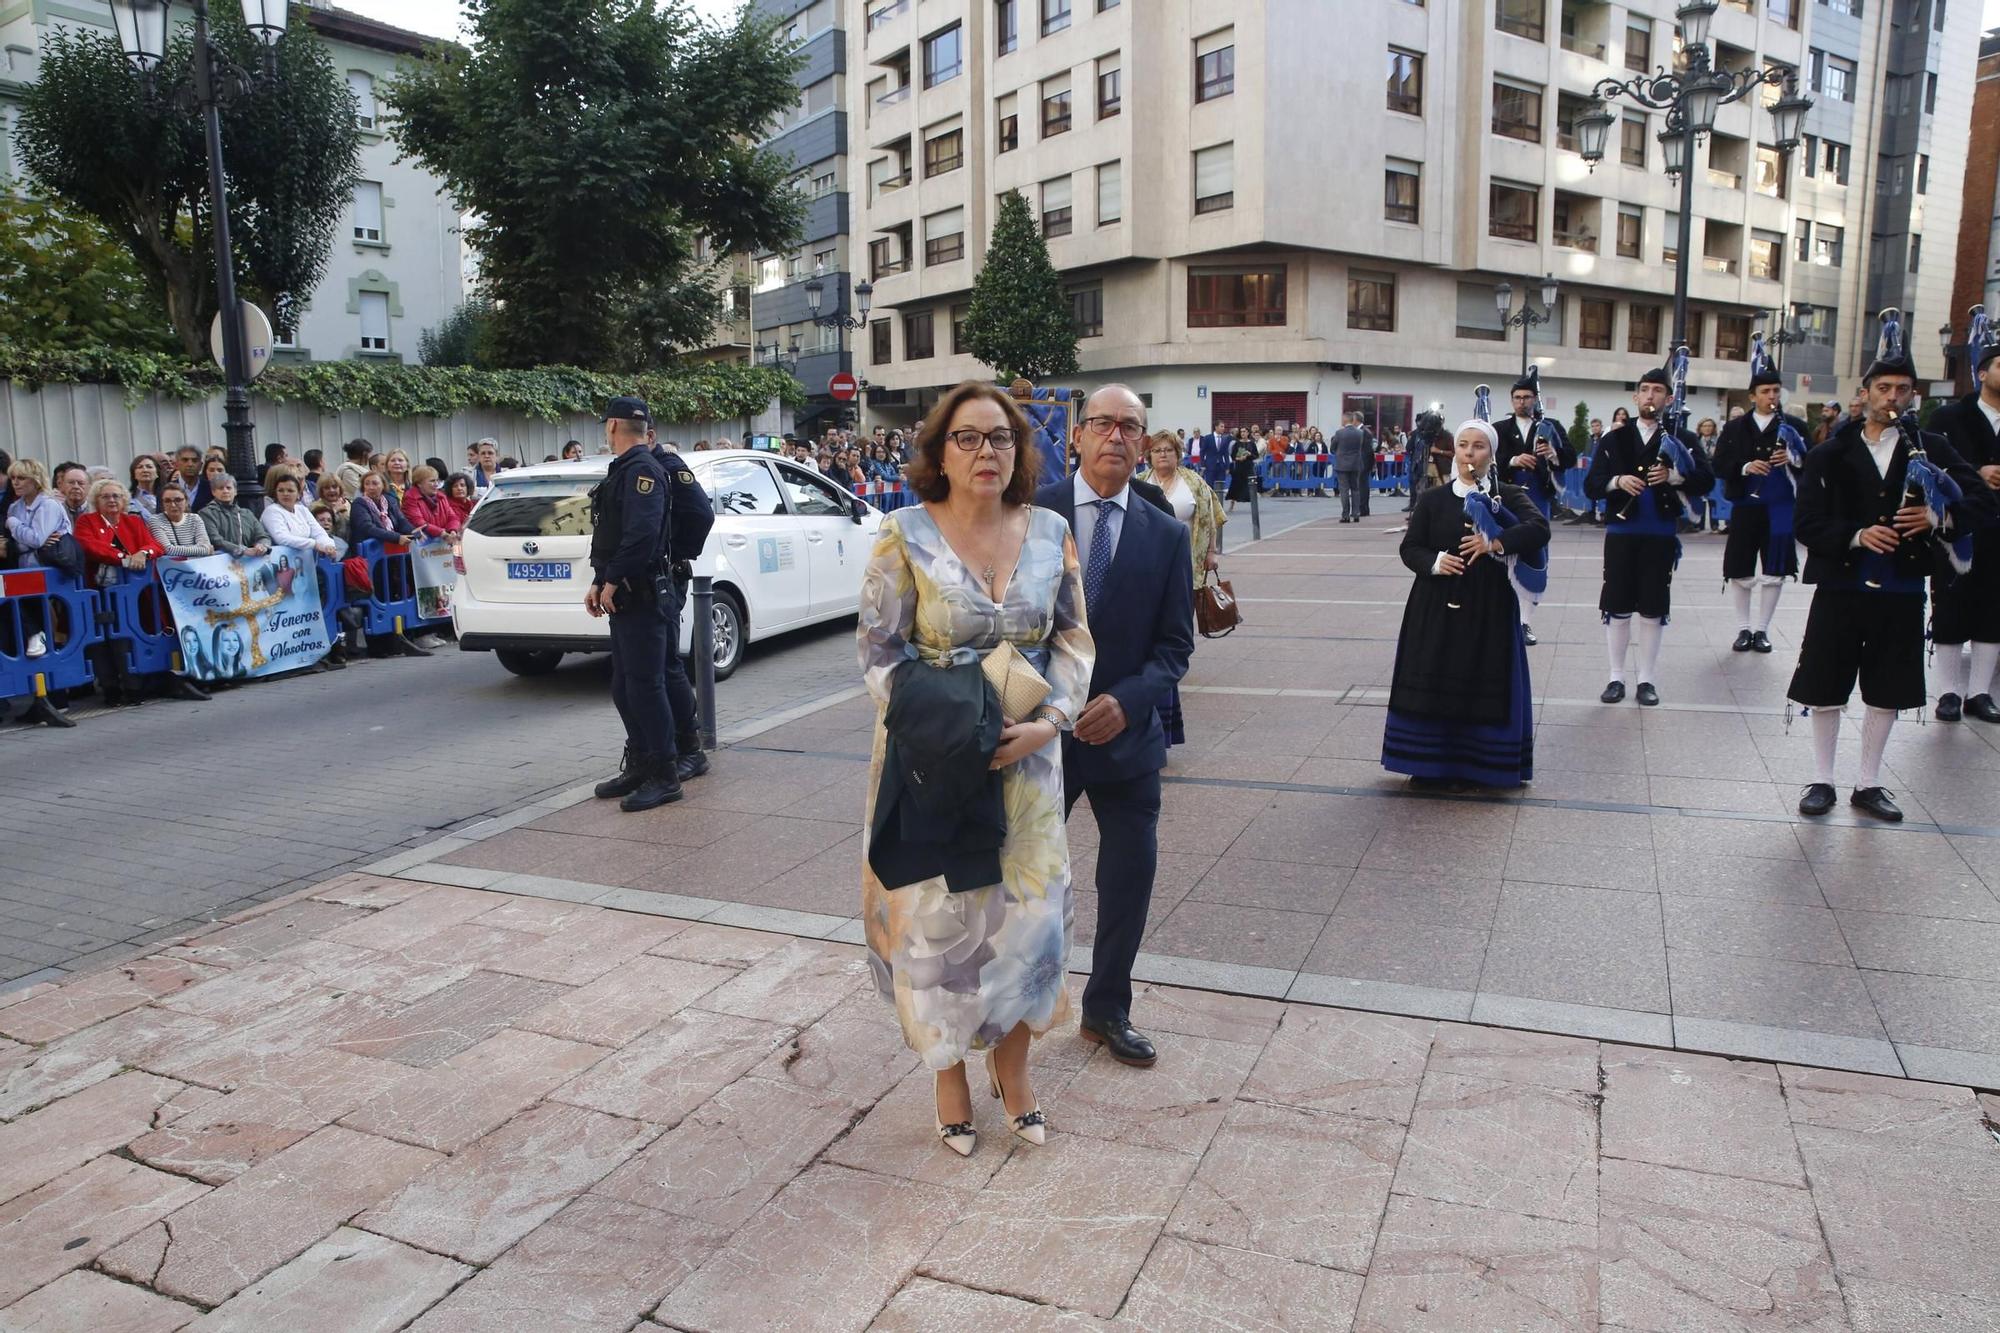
[{"xmin": 602, "ymin": 396, "xmax": 652, "ymax": 423}]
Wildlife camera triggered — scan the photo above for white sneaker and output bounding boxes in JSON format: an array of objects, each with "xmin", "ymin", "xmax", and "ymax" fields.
[{"xmin": 25, "ymin": 633, "xmax": 47, "ymax": 658}]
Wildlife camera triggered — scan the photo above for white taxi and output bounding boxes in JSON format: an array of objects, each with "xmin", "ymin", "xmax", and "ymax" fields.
[{"xmin": 452, "ymin": 449, "xmax": 885, "ymax": 679}]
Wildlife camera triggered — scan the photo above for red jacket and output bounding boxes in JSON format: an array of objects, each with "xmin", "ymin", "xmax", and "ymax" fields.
[
  {"xmin": 403, "ymin": 487, "xmax": 466, "ymax": 537},
  {"xmin": 74, "ymin": 511, "xmax": 165, "ymax": 582}
]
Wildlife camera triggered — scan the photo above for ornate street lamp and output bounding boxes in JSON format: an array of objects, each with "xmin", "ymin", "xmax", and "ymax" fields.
[
  {"xmin": 107, "ymin": 0, "xmax": 170, "ymax": 73},
  {"xmin": 1497, "ymin": 275, "xmax": 1560, "ymax": 376},
  {"xmin": 1759, "ymin": 302, "xmax": 1812, "ymax": 371},
  {"xmin": 803, "ymin": 259, "xmax": 874, "ymax": 329}
]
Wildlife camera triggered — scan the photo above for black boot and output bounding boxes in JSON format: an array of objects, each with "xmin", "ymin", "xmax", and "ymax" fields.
[
  {"xmin": 620, "ymin": 753, "xmax": 684, "ymax": 812},
  {"xmin": 674, "ymin": 734, "xmax": 710, "ymax": 782},
  {"xmin": 595, "ymin": 747, "xmax": 645, "ymax": 799}
]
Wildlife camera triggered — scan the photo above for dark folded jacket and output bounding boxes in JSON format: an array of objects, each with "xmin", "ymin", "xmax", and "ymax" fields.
[{"xmin": 869, "ymin": 657, "xmax": 1006, "ymax": 893}]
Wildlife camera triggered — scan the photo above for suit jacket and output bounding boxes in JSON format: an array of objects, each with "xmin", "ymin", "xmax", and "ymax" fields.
[
  {"xmin": 1795, "ymin": 419, "xmax": 1988, "ymax": 588},
  {"xmin": 1035, "ymin": 477, "xmax": 1195, "ymax": 785},
  {"xmin": 1494, "ymin": 416, "xmax": 1576, "ymax": 499},
  {"xmin": 1712, "ymin": 411, "xmax": 1811, "ymax": 503},
  {"xmin": 1331, "ymin": 427, "xmax": 1371, "ymax": 471},
  {"xmin": 1583, "ymin": 420, "xmax": 1714, "ymax": 522}
]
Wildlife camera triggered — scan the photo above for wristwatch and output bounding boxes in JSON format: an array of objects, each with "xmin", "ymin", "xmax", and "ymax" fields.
[{"xmin": 1030, "ymin": 705, "xmax": 1067, "ymax": 729}]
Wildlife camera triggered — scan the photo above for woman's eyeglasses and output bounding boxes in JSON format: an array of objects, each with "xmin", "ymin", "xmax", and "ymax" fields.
[{"xmin": 947, "ymin": 429, "xmax": 1017, "ymax": 452}]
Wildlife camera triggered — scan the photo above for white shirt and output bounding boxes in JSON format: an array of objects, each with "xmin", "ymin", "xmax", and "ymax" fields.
[
  {"xmin": 1860, "ymin": 425, "xmax": 1899, "ymax": 479},
  {"xmin": 1512, "ymin": 416, "xmax": 1536, "ymax": 453},
  {"xmin": 262, "ymin": 501, "xmax": 335, "ymax": 552},
  {"xmin": 1160, "ymin": 472, "xmax": 1196, "ymax": 525},
  {"xmin": 1979, "ymin": 398, "xmax": 2000, "ymax": 436},
  {"xmin": 1072, "ymin": 471, "xmax": 1130, "ymax": 565},
  {"xmin": 1752, "ymin": 412, "xmax": 1775, "ymax": 433}
]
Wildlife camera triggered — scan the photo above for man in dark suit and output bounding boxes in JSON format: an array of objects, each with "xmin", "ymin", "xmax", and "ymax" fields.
[{"xmin": 1036, "ymin": 384, "xmax": 1194, "ymax": 1068}]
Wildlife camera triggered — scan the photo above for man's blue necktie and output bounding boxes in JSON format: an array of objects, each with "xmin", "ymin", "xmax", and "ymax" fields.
[{"xmin": 1083, "ymin": 497, "xmax": 1117, "ymax": 609}]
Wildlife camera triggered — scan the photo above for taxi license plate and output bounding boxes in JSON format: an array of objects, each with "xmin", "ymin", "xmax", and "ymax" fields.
[{"xmin": 507, "ymin": 561, "xmax": 571, "ymax": 582}]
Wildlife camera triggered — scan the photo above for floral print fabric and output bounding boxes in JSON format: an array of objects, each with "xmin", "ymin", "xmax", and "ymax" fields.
[{"xmin": 857, "ymin": 504, "xmax": 1095, "ymax": 1069}]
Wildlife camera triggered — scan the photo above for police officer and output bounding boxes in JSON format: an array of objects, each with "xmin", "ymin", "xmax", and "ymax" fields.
[
  {"xmin": 653, "ymin": 434, "xmax": 717, "ymax": 781},
  {"xmin": 589, "ymin": 397, "xmax": 682, "ymax": 812}
]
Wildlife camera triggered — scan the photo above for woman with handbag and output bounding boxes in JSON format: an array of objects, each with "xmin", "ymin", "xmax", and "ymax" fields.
[
  {"xmin": 857, "ymin": 380, "xmax": 1094, "ymax": 1158},
  {"xmin": 1144, "ymin": 432, "xmax": 1230, "ymax": 740}
]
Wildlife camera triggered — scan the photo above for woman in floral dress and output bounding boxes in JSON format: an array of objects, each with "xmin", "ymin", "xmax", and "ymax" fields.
[{"xmin": 858, "ymin": 381, "xmax": 1095, "ymax": 1156}]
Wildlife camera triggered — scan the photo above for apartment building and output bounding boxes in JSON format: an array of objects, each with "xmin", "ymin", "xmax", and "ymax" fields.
[
  {"xmin": 844, "ymin": 0, "xmax": 1976, "ymax": 437},
  {"xmin": 1947, "ymin": 27, "xmax": 2000, "ymax": 394},
  {"xmin": 0, "ymin": 1, "xmax": 466, "ymax": 365}
]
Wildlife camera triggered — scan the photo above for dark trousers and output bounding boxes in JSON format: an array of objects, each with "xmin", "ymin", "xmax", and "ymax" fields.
[
  {"xmin": 608, "ymin": 592, "xmax": 676, "ymax": 759},
  {"xmin": 663, "ymin": 583, "xmax": 698, "ymax": 743},
  {"xmin": 1340, "ymin": 469, "xmax": 1370, "ymax": 519},
  {"xmin": 1065, "ymin": 768, "xmax": 1163, "ymax": 1023}
]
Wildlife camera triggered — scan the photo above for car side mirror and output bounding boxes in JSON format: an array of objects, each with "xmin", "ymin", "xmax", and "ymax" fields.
[{"xmin": 850, "ymin": 494, "xmax": 866, "ymax": 524}]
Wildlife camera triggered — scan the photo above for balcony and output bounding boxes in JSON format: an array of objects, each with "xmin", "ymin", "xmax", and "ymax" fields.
[
  {"xmin": 1707, "ymin": 168, "xmax": 1742, "ymax": 190},
  {"xmin": 1702, "ymin": 255, "xmax": 1738, "ymax": 275},
  {"xmin": 1553, "ymin": 229, "xmax": 1599, "ymax": 253},
  {"xmin": 864, "ymin": 0, "xmax": 909, "ymax": 45},
  {"xmin": 876, "ymin": 83, "xmax": 910, "ymax": 108}
]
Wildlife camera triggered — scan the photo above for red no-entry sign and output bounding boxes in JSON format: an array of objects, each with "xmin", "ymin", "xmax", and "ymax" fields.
[{"xmin": 829, "ymin": 372, "xmax": 860, "ymax": 402}]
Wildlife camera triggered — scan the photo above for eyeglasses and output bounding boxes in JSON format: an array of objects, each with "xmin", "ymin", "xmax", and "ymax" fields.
[
  {"xmin": 1083, "ymin": 415, "xmax": 1146, "ymax": 441},
  {"xmin": 947, "ymin": 428, "xmax": 1017, "ymax": 452}
]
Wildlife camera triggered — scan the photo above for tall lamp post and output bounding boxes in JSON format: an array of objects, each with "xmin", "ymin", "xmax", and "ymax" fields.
[
  {"xmin": 803, "ymin": 259, "xmax": 874, "ymax": 425},
  {"xmin": 1496, "ymin": 275, "xmax": 1560, "ymax": 376},
  {"xmin": 108, "ymin": 0, "xmax": 288, "ymax": 509},
  {"xmin": 1573, "ymin": 1, "xmax": 1810, "ymax": 352},
  {"xmin": 1761, "ymin": 302, "xmax": 1813, "ymax": 372}
]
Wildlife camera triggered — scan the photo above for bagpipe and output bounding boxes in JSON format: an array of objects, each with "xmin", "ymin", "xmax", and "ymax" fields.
[
  {"xmin": 1615, "ymin": 344, "xmax": 1700, "ymax": 522},
  {"xmin": 1746, "ymin": 331, "xmax": 1808, "ymax": 504},
  {"xmin": 1455, "ymin": 383, "xmax": 1548, "ymax": 607},
  {"xmin": 1859, "ymin": 310, "xmax": 1973, "ymax": 588},
  {"xmin": 1512, "ymin": 366, "xmax": 1568, "ymax": 501}
]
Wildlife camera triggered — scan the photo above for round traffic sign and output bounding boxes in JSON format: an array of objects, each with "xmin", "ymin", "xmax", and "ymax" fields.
[{"xmin": 829, "ymin": 372, "xmax": 859, "ymax": 402}]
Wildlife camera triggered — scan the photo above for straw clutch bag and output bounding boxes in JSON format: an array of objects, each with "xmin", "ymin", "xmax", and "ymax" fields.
[{"xmin": 981, "ymin": 640, "xmax": 1052, "ymax": 724}]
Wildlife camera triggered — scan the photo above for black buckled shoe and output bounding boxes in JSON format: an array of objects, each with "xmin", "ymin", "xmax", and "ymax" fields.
[
  {"xmin": 1849, "ymin": 787, "xmax": 1904, "ymax": 823},
  {"xmin": 595, "ymin": 747, "xmax": 644, "ymax": 799},
  {"xmin": 1751, "ymin": 631, "xmax": 1774, "ymax": 654},
  {"xmin": 1936, "ymin": 693, "xmax": 1963, "ymax": 722},
  {"xmin": 1600, "ymin": 681, "xmax": 1626, "ymax": 704},
  {"xmin": 1080, "ymin": 1014, "xmax": 1157, "ymax": 1068},
  {"xmin": 1731, "ymin": 629, "xmax": 1756, "ymax": 653},
  {"xmin": 1798, "ymin": 783, "xmax": 1837, "ymax": 817},
  {"xmin": 620, "ymin": 754, "xmax": 684, "ymax": 812},
  {"xmin": 1635, "ymin": 683, "xmax": 1660, "ymax": 707},
  {"xmin": 1967, "ymin": 694, "xmax": 2000, "ymax": 725}
]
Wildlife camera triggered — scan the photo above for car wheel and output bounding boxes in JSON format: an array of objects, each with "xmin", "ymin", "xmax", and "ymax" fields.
[
  {"xmin": 495, "ymin": 649, "xmax": 563, "ymax": 677},
  {"xmin": 710, "ymin": 591, "xmax": 745, "ymax": 681}
]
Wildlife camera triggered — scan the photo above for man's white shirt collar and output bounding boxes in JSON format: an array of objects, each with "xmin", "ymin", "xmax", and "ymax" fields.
[
  {"xmin": 1979, "ymin": 398, "xmax": 2000, "ymax": 434},
  {"xmin": 1074, "ymin": 472, "xmax": 1130, "ymax": 511}
]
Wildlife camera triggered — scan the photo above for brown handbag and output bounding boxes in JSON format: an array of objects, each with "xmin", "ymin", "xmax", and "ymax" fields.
[{"xmin": 1195, "ymin": 571, "xmax": 1241, "ymax": 638}]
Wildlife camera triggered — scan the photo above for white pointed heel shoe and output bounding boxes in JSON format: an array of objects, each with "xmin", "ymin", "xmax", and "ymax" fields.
[
  {"xmin": 936, "ymin": 1073, "xmax": 977, "ymax": 1157},
  {"xmin": 988, "ymin": 1059, "xmax": 1047, "ymax": 1146}
]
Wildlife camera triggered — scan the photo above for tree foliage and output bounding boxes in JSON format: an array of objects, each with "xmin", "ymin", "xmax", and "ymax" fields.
[
  {"xmin": 1568, "ymin": 400, "xmax": 1592, "ymax": 454},
  {"xmin": 419, "ymin": 297, "xmax": 498, "ymax": 368},
  {"xmin": 0, "ymin": 193, "xmax": 180, "ymax": 353},
  {"xmin": 14, "ymin": 13, "xmax": 362, "ymax": 357},
  {"xmin": 386, "ymin": 0, "xmax": 805, "ymax": 371},
  {"xmin": 964, "ymin": 190, "xmax": 1079, "ymax": 383}
]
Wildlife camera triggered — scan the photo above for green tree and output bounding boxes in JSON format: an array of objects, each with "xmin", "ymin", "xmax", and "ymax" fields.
[
  {"xmin": 0, "ymin": 193, "xmax": 179, "ymax": 353},
  {"xmin": 964, "ymin": 190, "xmax": 1079, "ymax": 382},
  {"xmin": 1568, "ymin": 400, "xmax": 1592, "ymax": 454},
  {"xmin": 15, "ymin": 13, "xmax": 362, "ymax": 357},
  {"xmin": 419, "ymin": 296, "xmax": 497, "ymax": 368},
  {"xmin": 386, "ymin": 0, "xmax": 804, "ymax": 371}
]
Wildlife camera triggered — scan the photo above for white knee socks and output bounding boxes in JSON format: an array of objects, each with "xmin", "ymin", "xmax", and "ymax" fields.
[
  {"xmin": 1635, "ymin": 616, "xmax": 1665, "ymax": 686},
  {"xmin": 1812, "ymin": 708, "xmax": 1840, "ymax": 786},
  {"xmin": 1756, "ymin": 579, "xmax": 1784, "ymax": 633},
  {"xmin": 1606, "ymin": 616, "xmax": 1633, "ymax": 682},
  {"xmin": 1730, "ymin": 579, "xmax": 1755, "ymax": 634},
  {"xmin": 1970, "ymin": 641, "xmax": 2000, "ymax": 700},
  {"xmin": 1936, "ymin": 643, "xmax": 1970, "ymax": 699},
  {"xmin": 1858, "ymin": 705, "xmax": 1896, "ymax": 790}
]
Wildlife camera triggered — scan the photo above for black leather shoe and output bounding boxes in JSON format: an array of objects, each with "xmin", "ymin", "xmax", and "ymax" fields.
[
  {"xmin": 1635, "ymin": 683, "xmax": 1660, "ymax": 707},
  {"xmin": 1600, "ymin": 681, "xmax": 1626, "ymax": 704},
  {"xmin": 1849, "ymin": 787, "xmax": 1904, "ymax": 822},
  {"xmin": 1798, "ymin": 783, "xmax": 1837, "ymax": 817},
  {"xmin": 1752, "ymin": 631, "xmax": 1774, "ymax": 654},
  {"xmin": 595, "ymin": 747, "xmax": 644, "ymax": 799},
  {"xmin": 675, "ymin": 750, "xmax": 710, "ymax": 782},
  {"xmin": 1522, "ymin": 625, "xmax": 1538, "ymax": 646},
  {"xmin": 620, "ymin": 755, "xmax": 684, "ymax": 812},
  {"xmin": 1731, "ymin": 629, "xmax": 1756, "ymax": 653},
  {"xmin": 1966, "ymin": 694, "xmax": 2000, "ymax": 724},
  {"xmin": 1936, "ymin": 693, "xmax": 1963, "ymax": 722},
  {"xmin": 1080, "ymin": 1014, "xmax": 1157, "ymax": 1068}
]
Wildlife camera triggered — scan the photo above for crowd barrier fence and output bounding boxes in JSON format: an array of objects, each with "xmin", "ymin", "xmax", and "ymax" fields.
[
  {"xmin": 353, "ymin": 539, "xmax": 446, "ymax": 655},
  {"xmin": 0, "ymin": 567, "xmax": 96, "ymax": 726}
]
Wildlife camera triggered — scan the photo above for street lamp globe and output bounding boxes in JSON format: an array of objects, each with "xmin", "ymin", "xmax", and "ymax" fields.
[
  {"xmin": 1574, "ymin": 100, "xmax": 1616, "ymax": 166},
  {"xmin": 1658, "ymin": 124, "xmax": 1689, "ymax": 177},
  {"xmin": 1675, "ymin": 0, "xmax": 1718, "ymax": 51},
  {"xmin": 1539, "ymin": 274, "xmax": 1560, "ymax": 311},
  {"xmin": 1941, "ymin": 323, "xmax": 1954, "ymax": 358},
  {"xmin": 108, "ymin": 0, "xmax": 170, "ymax": 73},
  {"xmin": 1685, "ymin": 74, "xmax": 1724, "ymax": 134},
  {"xmin": 1494, "ymin": 281, "xmax": 1514, "ymax": 317},
  {"xmin": 1768, "ymin": 87, "xmax": 1811, "ymax": 151},
  {"xmin": 240, "ymin": 0, "xmax": 289, "ymax": 49},
  {"xmin": 804, "ymin": 272, "xmax": 825, "ymax": 316},
  {"xmin": 1794, "ymin": 302, "xmax": 1814, "ymax": 336},
  {"xmin": 855, "ymin": 279, "xmax": 875, "ymax": 321}
]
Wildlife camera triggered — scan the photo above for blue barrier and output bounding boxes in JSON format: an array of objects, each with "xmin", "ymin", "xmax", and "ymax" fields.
[
  {"xmin": 352, "ymin": 540, "xmax": 439, "ymax": 653},
  {"xmin": 316, "ymin": 554, "xmax": 347, "ymax": 628},
  {"xmin": 96, "ymin": 573, "xmax": 181, "ymax": 678},
  {"xmin": 0, "ymin": 567, "xmax": 97, "ymax": 726}
]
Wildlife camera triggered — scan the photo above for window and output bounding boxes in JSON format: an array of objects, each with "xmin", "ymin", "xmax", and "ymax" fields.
[
  {"xmin": 904, "ymin": 310, "xmax": 935, "ymax": 360},
  {"xmin": 1489, "ymin": 180, "xmax": 1538, "ymax": 242},
  {"xmin": 868, "ymin": 235, "xmax": 906, "ymax": 274},
  {"xmin": 1716, "ymin": 315, "xmax": 1750, "ymax": 361},
  {"xmin": 1097, "ymin": 159, "xmax": 1122, "ymax": 226},
  {"xmin": 352, "ymin": 181, "xmax": 384, "ymax": 243},
  {"xmin": 1925, "ymin": 71, "xmax": 1938, "ymax": 113},
  {"xmin": 1188, "ymin": 266, "xmax": 1286, "ymax": 328},
  {"xmin": 1098, "ymin": 0, "xmax": 1119, "ymax": 8},
  {"xmin": 1347, "ymin": 270, "xmax": 1396, "ymax": 332},
  {"xmin": 1663, "ymin": 213, "xmax": 1680, "ymax": 266},
  {"xmin": 1617, "ymin": 205, "xmax": 1642, "ymax": 258},
  {"xmin": 997, "ymin": 93, "xmax": 1019, "ymax": 152},
  {"xmin": 1885, "ymin": 73, "xmax": 1913, "ymax": 114},
  {"xmin": 1750, "ymin": 229, "xmax": 1783, "ymax": 280},
  {"xmin": 1818, "ymin": 137, "xmax": 1850, "ymax": 183},
  {"xmin": 996, "ymin": 0, "xmax": 1018, "ymax": 55},
  {"xmin": 1813, "ymin": 50, "xmax": 1856, "ymax": 102},
  {"xmin": 1795, "ymin": 218, "xmax": 1812, "ymax": 261},
  {"xmin": 358, "ymin": 291, "xmax": 390, "ymax": 352},
  {"xmin": 1098, "ymin": 59, "xmax": 1121, "ymax": 119},
  {"xmin": 1684, "ymin": 311, "xmax": 1705, "ymax": 357},
  {"xmin": 1069, "ymin": 283, "xmax": 1104, "ymax": 338},
  {"xmin": 347, "ymin": 71, "xmax": 376, "ymax": 130},
  {"xmin": 1621, "ymin": 113, "xmax": 1646, "ymax": 167},
  {"xmin": 1755, "ymin": 145, "xmax": 1789, "ymax": 198},
  {"xmin": 1580, "ymin": 299, "xmax": 1614, "ymax": 350},
  {"xmin": 1194, "ymin": 143, "xmax": 1234, "ymax": 214},
  {"xmin": 708, "ymin": 460, "xmax": 785, "ymax": 516},
  {"xmin": 1492, "ymin": 80, "xmax": 1543, "ymax": 142},
  {"xmin": 1496, "ymin": 0, "xmax": 1546, "ymax": 41},
  {"xmin": 924, "ymin": 207, "xmax": 965, "ymax": 265},
  {"xmin": 1629, "ymin": 303, "xmax": 1661, "ymax": 355},
  {"xmin": 1384, "ymin": 159, "xmax": 1419, "ymax": 224},
  {"xmin": 1553, "ymin": 192, "xmax": 1597, "ymax": 251},
  {"xmin": 866, "ymin": 0, "xmax": 909, "ymax": 33},
  {"xmin": 1557, "ymin": 92, "xmax": 1594, "ymax": 152},
  {"xmin": 1769, "ymin": 0, "xmax": 1802, "ymax": 28},
  {"xmin": 871, "ymin": 319, "xmax": 892, "ymax": 364},
  {"xmin": 923, "ymin": 25, "xmax": 963, "ymax": 88},
  {"xmin": 1386, "ymin": 48, "xmax": 1423, "ymax": 115},
  {"xmin": 924, "ymin": 127, "xmax": 963, "ymax": 177},
  {"xmin": 1813, "ymin": 223, "xmax": 1844, "ymax": 266},
  {"xmin": 1909, "ymin": 233, "xmax": 1922, "ymax": 273},
  {"xmin": 1455, "ymin": 281, "xmax": 1507, "ymax": 341},
  {"xmin": 1042, "ymin": 78, "xmax": 1072, "ymax": 137},
  {"xmin": 1042, "ymin": 0, "xmax": 1070, "ymax": 36},
  {"xmin": 1625, "ymin": 21, "xmax": 1651, "ymax": 71},
  {"xmin": 1918, "ymin": 153, "xmax": 1930, "ymax": 193},
  {"xmin": 1196, "ymin": 30, "xmax": 1235, "ymax": 102},
  {"xmin": 951, "ymin": 303, "xmax": 970, "ymax": 355},
  {"xmin": 1821, "ymin": 0, "xmax": 1862, "ymax": 13},
  {"xmin": 1041, "ymin": 175, "xmax": 1072, "ymax": 237},
  {"xmin": 777, "ymin": 465, "xmax": 850, "ymax": 517}
]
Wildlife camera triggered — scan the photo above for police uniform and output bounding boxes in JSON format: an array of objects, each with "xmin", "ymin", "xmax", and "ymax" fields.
[
  {"xmin": 591, "ymin": 397, "xmax": 682, "ymax": 812},
  {"xmin": 652, "ymin": 440, "xmax": 718, "ymax": 779},
  {"xmin": 1712, "ymin": 362, "xmax": 1811, "ymax": 653}
]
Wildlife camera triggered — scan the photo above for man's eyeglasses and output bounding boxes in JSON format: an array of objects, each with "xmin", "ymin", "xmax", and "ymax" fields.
[
  {"xmin": 1083, "ymin": 416, "xmax": 1146, "ymax": 441},
  {"xmin": 947, "ymin": 429, "xmax": 1018, "ymax": 452}
]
